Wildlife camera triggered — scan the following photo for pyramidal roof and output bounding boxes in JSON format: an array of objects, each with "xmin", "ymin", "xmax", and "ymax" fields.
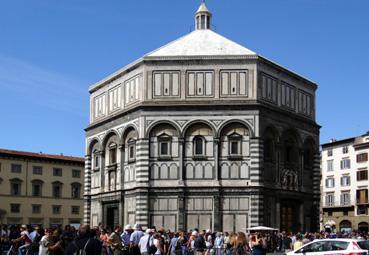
[
  {"xmin": 145, "ymin": 2, "xmax": 256, "ymax": 58},
  {"xmin": 146, "ymin": 29, "xmax": 256, "ymax": 57}
]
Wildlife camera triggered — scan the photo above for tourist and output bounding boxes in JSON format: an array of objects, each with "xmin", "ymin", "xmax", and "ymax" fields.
[
  {"xmin": 130, "ymin": 224, "xmax": 144, "ymax": 255},
  {"xmin": 65, "ymin": 224, "xmax": 102, "ymax": 255},
  {"xmin": 138, "ymin": 229, "xmax": 152, "ymax": 255},
  {"xmin": 109, "ymin": 225, "xmax": 124, "ymax": 255}
]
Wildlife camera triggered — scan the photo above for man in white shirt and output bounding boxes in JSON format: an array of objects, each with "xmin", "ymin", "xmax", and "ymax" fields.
[{"xmin": 138, "ymin": 229, "xmax": 152, "ymax": 255}]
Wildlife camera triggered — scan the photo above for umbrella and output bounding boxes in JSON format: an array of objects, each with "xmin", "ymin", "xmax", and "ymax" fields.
[{"xmin": 245, "ymin": 226, "xmax": 279, "ymax": 231}]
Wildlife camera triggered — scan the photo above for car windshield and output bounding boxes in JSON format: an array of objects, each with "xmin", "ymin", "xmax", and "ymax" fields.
[{"xmin": 357, "ymin": 241, "xmax": 369, "ymax": 250}]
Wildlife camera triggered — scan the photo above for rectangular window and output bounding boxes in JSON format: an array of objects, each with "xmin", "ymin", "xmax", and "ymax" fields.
[
  {"xmin": 72, "ymin": 169, "xmax": 81, "ymax": 178},
  {"xmin": 32, "ymin": 184, "xmax": 41, "ymax": 196},
  {"xmin": 159, "ymin": 141, "xmax": 169, "ymax": 156},
  {"xmin": 340, "ymin": 158, "xmax": 350, "ymax": 170},
  {"xmin": 10, "ymin": 204, "xmax": 20, "ymax": 213},
  {"xmin": 325, "ymin": 193, "xmax": 334, "ymax": 206},
  {"xmin": 357, "ymin": 189, "xmax": 368, "ymax": 204},
  {"xmin": 328, "ymin": 149, "xmax": 333, "ymax": 157},
  {"xmin": 129, "ymin": 144, "xmax": 135, "ymax": 161},
  {"xmin": 187, "ymin": 71, "xmax": 213, "ymax": 97},
  {"xmin": 11, "ymin": 183, "xmax": 20, "ymax": 195},
  {"xmin": 342, "ymin": 146, "xmax": 348, "ymax": 154},
  {"xmin": 32, "ymin": 204, "xmax": 41, "ymax": 214},
  {"xmin": 33, "ymin": 166, "xmax": 43, "ymax": 175},
  {"xmin": 341, "ymin": 176, "xmax": 350, "ymax": 186},
  {"xmin": 71, "ymin": 206, "xmax": 80, "ymax": 215},
  {"xmin": 109, "ymin": 147, "xmax": 117, "ymax": 164},
  {"xmin": 11, "ymin": 164, "xmax": 22, "ymax": 173},
  {"xmin": 325, "ymin": 178, "xmax": 335, "ymax": 188},
  {"xmin": 53, "ymin": 168, "xmax": 62, "ymax": 176},
  {"xmin": 357, "ymin": 153, "xmax": 368, "ymax": 163},
  {"xmin": 357, "ymin": 169, "xmax": 368, "ymax": 181},
  {"xmin": 52, "ymin": 205, "xmax": 61, "ymax": 214},
  {"xmin": 94, "ymin": 154, "xmax": 99, "ymax": 168},
  {"xmin": 341, "ymin": 192, "xmax": 350, "ymax": 206},
  {"xmin": 53, "ymin": 185, "xmax": 61, "ymax": 198},
  {"xmin": 327, "ymin": 160, "xmax": 334, "ymax": 171}
]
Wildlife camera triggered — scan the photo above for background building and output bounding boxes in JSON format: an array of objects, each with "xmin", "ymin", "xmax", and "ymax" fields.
[
  {"xmin": 321, "ymin": 132, "xmax": 369, "ymax": 233},
  {"xmin": 84, "ymin": 3, "xmax": 320, "ymax": 232},
  {"xmin": 0, "ymin": 149, "xmax": 84, "ymax": 227}
]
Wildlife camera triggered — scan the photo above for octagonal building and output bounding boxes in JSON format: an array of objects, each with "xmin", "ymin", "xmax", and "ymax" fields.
[{"xmin": 84, "ymin": 3, "xmax": 320, "ymax": 232}]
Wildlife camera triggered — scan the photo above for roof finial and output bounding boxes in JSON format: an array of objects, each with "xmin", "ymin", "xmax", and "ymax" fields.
[{"xmin": 195, "ymin": 1, "xmax": 212, "ymax": 30}]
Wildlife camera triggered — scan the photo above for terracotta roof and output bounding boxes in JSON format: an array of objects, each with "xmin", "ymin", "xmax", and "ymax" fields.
[{"xmin": 0, "ymin": 148, "xmax": 84, "ymax": 164}]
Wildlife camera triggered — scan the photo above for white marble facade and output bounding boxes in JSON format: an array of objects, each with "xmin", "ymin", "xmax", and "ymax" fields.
[{"xmin": 84, "ymin": 3, "xmax": 320, "ymax": 232}]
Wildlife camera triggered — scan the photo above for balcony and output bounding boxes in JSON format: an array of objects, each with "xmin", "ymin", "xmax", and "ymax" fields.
[{"xmin": 323, "ymin": 200, "xmax": 353, "ymax": 208}]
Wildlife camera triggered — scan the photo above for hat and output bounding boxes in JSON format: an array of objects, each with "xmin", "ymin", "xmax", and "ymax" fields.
[
  {"xmin": 146, "ymin": 229, "xmax": 152, "ymax": 234},
  {"xmin": 206, "ymin": 229, "xmax": 211, "ymax": 233},
  {"xmin": 192, "ymin": 231, "xmax": 198, "ymax": 236},
  {"xmin": 21, "ymin": 225, "xmax": 27, "ymax": 229},
  {"xmin": 124, "ymin": 224, "xmax": 132, "ymax": 230}
]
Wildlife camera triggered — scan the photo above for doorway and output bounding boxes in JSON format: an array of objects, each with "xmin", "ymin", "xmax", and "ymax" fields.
[
  {"xmin": 104, "ymin": 203, "xmax": 119, "ymax": 229},
  {"xmin": 280, "ymin": 200, "xmax": 299, "ymax": 232}
]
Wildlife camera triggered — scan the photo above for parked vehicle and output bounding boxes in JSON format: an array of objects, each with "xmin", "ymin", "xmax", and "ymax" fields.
[{"xmin": 287, "ymin": 239, "xmax": 368, "ymax": 255}]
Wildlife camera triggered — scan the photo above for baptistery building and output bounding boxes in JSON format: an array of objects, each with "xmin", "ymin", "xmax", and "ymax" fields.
[{"xmin": 84, "ymin": 3, "xmax": 320, "ymax": 232}]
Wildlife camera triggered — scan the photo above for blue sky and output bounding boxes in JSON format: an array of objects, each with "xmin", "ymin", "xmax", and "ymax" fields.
[{"xmin": 0, "ymin": 0, "xmax": 368, "ymax": 156}]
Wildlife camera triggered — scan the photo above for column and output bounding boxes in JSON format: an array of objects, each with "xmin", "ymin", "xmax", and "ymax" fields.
[
  {"xmin": 134, "ymin": 138, "xmax": 150, "ymax": 227},
  {"xmin": 135, "ymin": 190, "xmax": 149, "ymax": 228},
  {"xmin": 178, "ymin": 138, "xmax": 184, "ymax": 183},
  {"xmin": 119, "ymin": 144, "xmax": 125, "ymax": 225},
  {"xmin": 312, "ymin": 150, "xmax": 321, "ymax": 231},
  {"xmin": 275, "ymin": 200, "xmax": 281, "ymax": 230},
  {"xmin": 213, "ymin": 138, "xmax": 220, "ymax": 181},
  {"xmin": 299, "ymin": 203, "xmax": 304, "ymax": 232},
  {"xmin": 250, "ymin": 137, "xmax": 263, "ymax": 185},
  {"xmin": 178, "ymin": 194, "xmax": 185, "ymax": 231},
  {"xmin": 213, "ymin": 194, "xmax": 221, "ymax": 231},
  {"xmin": 83, "ymin": 155, "xmax": 92, "ymax": 224}
]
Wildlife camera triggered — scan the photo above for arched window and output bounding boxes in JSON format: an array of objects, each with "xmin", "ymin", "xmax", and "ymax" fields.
[
  {"xmin": 31, "ymin": 180, "xmax": 44, "ymax": 197},
  {"xmin": 228, "ymin": 132, "xmax": 242, "ymax": 158},
  {"xmin": 158, "ymin": 133, "xmax": 172, "ymax": 158},
  {"xmin": 9, "ymin": 178, "xmax": 22, "ymax": 196},
  {"xmin": 108, "ymin": 142, "xmax": 117, "ymax": 165},
  {"xmin": 93, "ymin": 149, "xmax": 100, "ymax": 170},
  {"xmin": 128, "ymin": 138, "xmax": 136, "ymax": 162},
  {"xmin": 193, "ymin": 136, "xmax": 205, "ymax": 156},
  {"xmin": 52, "ymin": 181, "xmax": 63, "ymax": 198},
  {"xmin": 71, "ymin": 183, "xmax": 81, "ymax": 199}
]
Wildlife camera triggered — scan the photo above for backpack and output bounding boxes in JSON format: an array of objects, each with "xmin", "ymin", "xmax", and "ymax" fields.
[{"xmin": 73, "ymin": 238, "xmax": 90, "ymax": 255}]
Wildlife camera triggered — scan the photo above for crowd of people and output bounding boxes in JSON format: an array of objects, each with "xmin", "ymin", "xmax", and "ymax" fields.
[{"xmin": 1, "ymin": 223, "xmax": 368, "ymax": 255}]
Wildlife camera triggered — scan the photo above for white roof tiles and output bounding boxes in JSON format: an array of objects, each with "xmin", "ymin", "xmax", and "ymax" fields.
[{"xmin": 146, "ymin": 29, "xmax": 256, "ymax": 57}]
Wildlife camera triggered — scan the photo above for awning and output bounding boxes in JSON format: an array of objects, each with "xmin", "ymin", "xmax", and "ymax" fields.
[
  {"xmin": 325, "ymin": 220, "xmax": 336, "ymax": 226},
  {"xmin": 246, "ymin": 226, "xmax": 278, "ymax": 231}
]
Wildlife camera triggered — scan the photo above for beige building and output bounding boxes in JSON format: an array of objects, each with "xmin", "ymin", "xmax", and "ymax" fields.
[
  {"xmin": 321, "ymin": 132, "xmax": 369, "ymax": 233},
  {"xmin": 0, "ymin": 149, "xmax": 84, "ymax": 227}
]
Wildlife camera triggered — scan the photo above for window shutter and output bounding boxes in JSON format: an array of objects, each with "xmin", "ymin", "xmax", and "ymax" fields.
[
  {"xmin": 332, "ymin": 179, "xmax": 335, "ymax": 187},
  {"xmin": 348, "ymin": 176, "xmax": 350, "ymax": 185},
  {"xmin": 340, "ymin": 177, "xmax": 343, "ymax": 186},
  {"xmin": 326, "ymin": 179, "xmax": 328, "ymax": 187},
  {"xmin": 340, "ymin": 160, "xmax": 343, "ymax": 169}
]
